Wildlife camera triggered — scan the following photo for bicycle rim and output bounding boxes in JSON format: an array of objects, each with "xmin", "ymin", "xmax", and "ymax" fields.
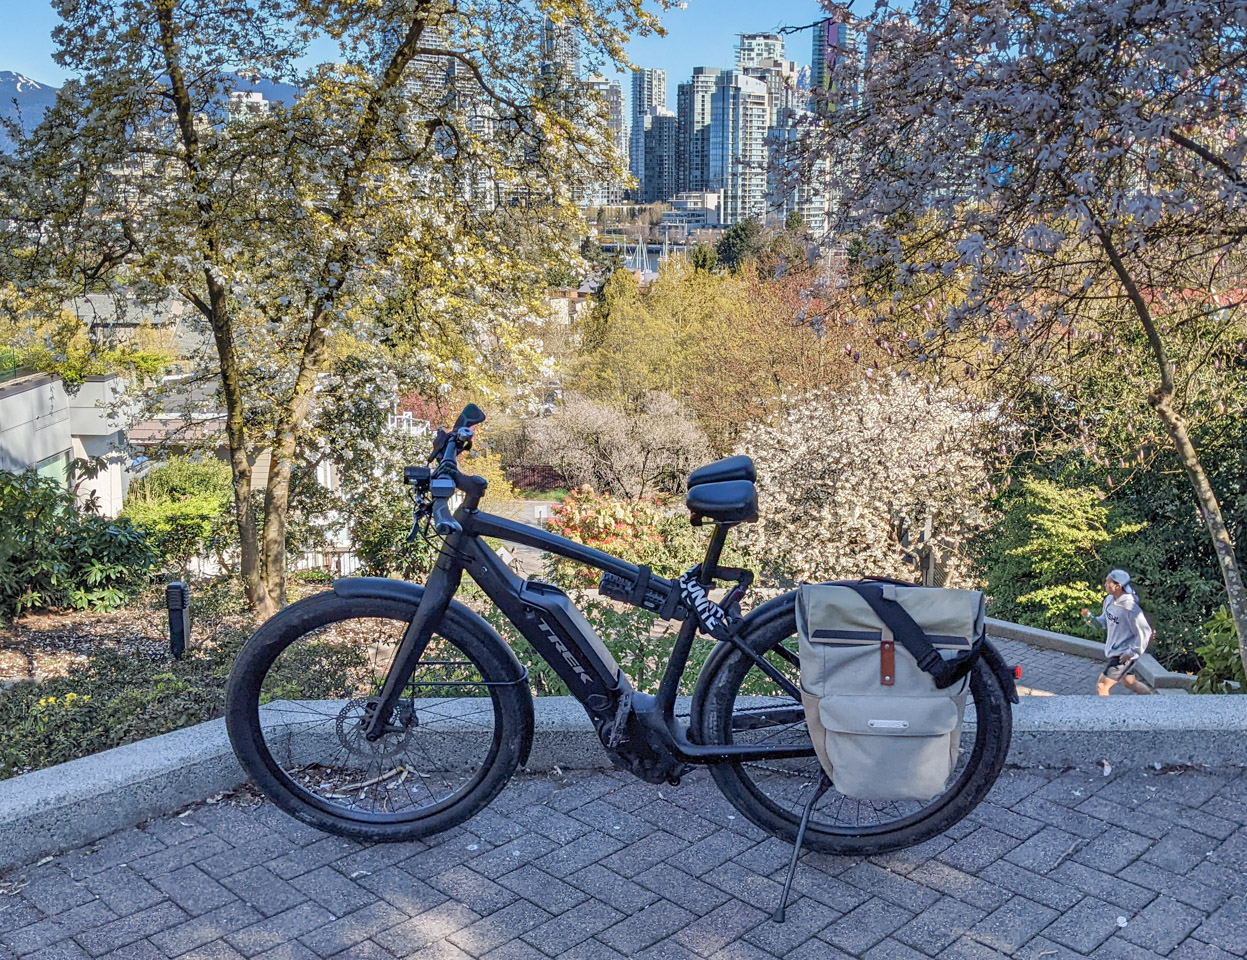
[{"xmin": 250, "ymin": 612, "xmax": 506, "ymax": 825}]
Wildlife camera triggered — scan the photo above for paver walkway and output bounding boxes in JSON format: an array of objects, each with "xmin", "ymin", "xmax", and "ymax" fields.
[
  {"xmin": 3, "ymin": 764, "xmax": 1244, "ymax": 960},
  {"xmin": 988, "ymin": 638, "xmax": 1121, "ymax": 696}
]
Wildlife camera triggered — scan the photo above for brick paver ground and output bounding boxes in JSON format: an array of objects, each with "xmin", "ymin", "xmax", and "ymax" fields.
[
  {"xmin": 3, "ymin": 763, "xmax": 1244, "ymax": 960},
  {"xmin": 988, "ymin": 638, "xmax": 1120, "ymax": 696}
]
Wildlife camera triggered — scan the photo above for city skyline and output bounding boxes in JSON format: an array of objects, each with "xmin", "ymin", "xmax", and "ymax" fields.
[{"xmin": 1, "ymin": 1, "xmax": 827, "ymax": 101}]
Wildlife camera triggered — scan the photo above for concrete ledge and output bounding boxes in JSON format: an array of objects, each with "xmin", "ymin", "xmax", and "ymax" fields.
[
  {"xmin": 987, "ymin": 617, "xmax": 1195, "ymax": 690},
  {"xmin": 3, "ymin": 694, "xmax": 1244, "ymax": 872}
]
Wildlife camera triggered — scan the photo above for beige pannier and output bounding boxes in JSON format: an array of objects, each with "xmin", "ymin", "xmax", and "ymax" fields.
[{"xmin": 797, "ymin": 581, "xmax": 985, "ymax": 802}]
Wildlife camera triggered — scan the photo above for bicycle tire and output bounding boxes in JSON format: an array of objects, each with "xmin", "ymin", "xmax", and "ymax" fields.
[
  {"xmin": 226, "ymin": 590, "xmax": 531, "ymax": 842},
  {"xmin": 691, "ymin": 592, "xmax": 1012, "ymax": 855}
]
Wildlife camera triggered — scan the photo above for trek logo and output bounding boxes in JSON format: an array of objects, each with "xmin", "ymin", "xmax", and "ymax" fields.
[{"xmin": 536, "ymin": 619, "xmax": 593, "ymax": 685}]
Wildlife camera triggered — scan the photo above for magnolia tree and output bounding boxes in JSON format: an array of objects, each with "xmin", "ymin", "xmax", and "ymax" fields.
[
  {"xmin": 3, "ymin": 0, "xmax": 665, "ymax": 615},
  {"xmin": 802, "ymin": 0, "xmax": 1247, "ymax": 673},
  {"xmin": 529, "ymin": 391, "xmax": 709, "ymax": 498},
  {"xmin": 739, "ymin": 373, "xmax": 993, "ymax": 585}
]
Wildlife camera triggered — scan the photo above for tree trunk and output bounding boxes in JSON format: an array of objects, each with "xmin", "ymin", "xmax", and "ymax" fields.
[
  {"xmin": 156, "ymin": 0, "xmax": 271, "ymax": 615},
  {"xmin": 1095, "ymin": 225, "xmax": 1247, "ymax": 678},
  {"xmin": 1150, "ymin": 394, "xmax": 1247, "ymax": 678}
]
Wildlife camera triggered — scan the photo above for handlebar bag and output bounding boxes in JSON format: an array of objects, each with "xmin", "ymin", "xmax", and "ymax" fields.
[{"xmin": 796, "ymin": 581, "xmax": 985, "ymax": 802}]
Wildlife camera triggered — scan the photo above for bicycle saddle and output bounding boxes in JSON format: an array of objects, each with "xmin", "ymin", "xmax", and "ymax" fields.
[
  {"xmin": 686, "ymin": 479, "xmax": 759, "ymax": 525},
  {"xmin": 688, "ymin": 455, "xmax": 756, "ymax": 487}
]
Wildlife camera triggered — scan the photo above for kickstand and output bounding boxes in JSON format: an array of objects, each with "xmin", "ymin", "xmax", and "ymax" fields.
[{"xmin": 772, "ymin": 772, "xmax": 832, "ymax": 923}]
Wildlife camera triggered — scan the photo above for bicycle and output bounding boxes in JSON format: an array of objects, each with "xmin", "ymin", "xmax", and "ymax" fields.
[{"xmin": 225, "ymin": 403, "xmax": 1017, "ymax": 870}]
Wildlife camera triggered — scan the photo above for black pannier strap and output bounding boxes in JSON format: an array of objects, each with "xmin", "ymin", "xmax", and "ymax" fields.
[{"xmin": 846, "ymin": 583, "xmax": 982, "ymax": 690}]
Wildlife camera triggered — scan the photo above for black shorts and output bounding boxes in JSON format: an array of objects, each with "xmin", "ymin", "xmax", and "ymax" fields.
[{"xmin": 1102, "ymin": 655, "xmax": 1139, "ymax": 681}]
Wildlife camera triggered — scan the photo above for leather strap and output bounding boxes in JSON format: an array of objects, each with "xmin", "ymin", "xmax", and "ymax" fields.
[{"xmin": 880, "ymin": 639, "xmax": 895, "ymax": 685}]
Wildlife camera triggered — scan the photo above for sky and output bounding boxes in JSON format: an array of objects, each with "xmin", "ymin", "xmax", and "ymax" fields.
[{"xmin": 1, "ymin": 0, "xmax": 829, "ymax": 103}]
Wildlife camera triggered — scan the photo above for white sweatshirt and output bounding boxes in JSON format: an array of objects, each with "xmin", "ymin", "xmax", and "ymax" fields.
[{"xmin": 1093, "ymin": 593, "xmax": 1153, "ymax": 659}]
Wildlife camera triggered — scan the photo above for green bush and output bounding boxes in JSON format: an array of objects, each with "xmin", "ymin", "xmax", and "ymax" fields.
[
  {"xmin": 0, "ymin": 642, "xmax": 235, "ymax": 778},
  {"xmin": 0, "ymin": 470, "xmax": 155, "ymax": 619},
  {"xmin": 123, "ymin": 458, "xmax": 235, "ymax": 573},
  {"xmin": 972, "ymin": 478, "xmax": 1144, "ymax": 638},
  {"xmin": 1193, "ymin": 608, "xmax": 1247, "ymax": 694}
]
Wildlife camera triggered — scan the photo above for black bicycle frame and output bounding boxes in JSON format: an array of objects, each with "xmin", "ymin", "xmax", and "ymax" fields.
[{"xmin": 367, "ymin": 502, "xmax": 813, "ymax": 766}]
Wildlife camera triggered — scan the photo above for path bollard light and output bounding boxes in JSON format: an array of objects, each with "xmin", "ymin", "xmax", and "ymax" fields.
[{"xmin": 167, "ymin": 582, "xmax": 190, "ymax": 660}]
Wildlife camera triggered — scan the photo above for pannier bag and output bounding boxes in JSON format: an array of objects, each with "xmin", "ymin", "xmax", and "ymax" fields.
[{"xmin": 797, "ymin": 581, "xmax": 985, "ymax": 802}]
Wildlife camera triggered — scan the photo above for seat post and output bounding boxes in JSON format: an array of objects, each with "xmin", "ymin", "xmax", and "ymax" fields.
[{"xmin": 700, "ymin": 523, "xmax": 730, "ymax": 584}]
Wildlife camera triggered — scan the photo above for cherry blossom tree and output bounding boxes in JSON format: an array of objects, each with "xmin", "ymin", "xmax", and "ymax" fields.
[
  {"xmin": 739, "ymin": 373, "xmax": 993, "ymax": 585},
  {"xmin": 809, "ymin": 0, "xmax": 1247, "ymax": 673},
  {"xmin": 4, "ymin": 0, "xmax": 664, "ymax": 615}
]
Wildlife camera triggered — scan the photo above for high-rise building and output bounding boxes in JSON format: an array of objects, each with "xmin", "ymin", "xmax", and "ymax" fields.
[
  {"xmin": 638, "ymin": 107, "xmax": 677, "ymax": 203},
  {"xmin": 675, "ymin": 67, "xmax": 721, "ymax": 194},
  {"xmin": 743, "ymin": 57, "xmax": 801, "ymax": 127},
  {"xmin": 736, "ymin": 33, "xmax": 786, "ymax": 69},
  {"xmin": 630, "ymin": 68, "xmax": 666, "ymax": 197},
  {"xmin": 811, "ymin": 16, "xmax": 859, "ymax": 111},
  {"xmin": 584, "ymin": 75, "xmax": 628, "ymax": 204},
  {"xmin": 768, "ymin": 106, "xmax": 831, "ymax": 235},
  {"xmin": 708, "ymin": 71, "xmax": 768, "ymax": 225},
  {"xmin": 539, "ymin": 16, "xmax": 580, "ymax": 91}
]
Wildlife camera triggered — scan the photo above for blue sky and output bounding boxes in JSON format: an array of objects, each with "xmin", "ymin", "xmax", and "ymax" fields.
[{"xmin": 2, "ymin": 0, "xmax": 827, "ymax": 105}]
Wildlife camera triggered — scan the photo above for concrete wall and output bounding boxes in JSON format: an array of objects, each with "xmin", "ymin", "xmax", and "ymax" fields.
[
  {"xmin": 0, "ymin": 372, "xmax": 134, "ymax": 517},
  {"xmin": 0, "ymin": 373, "xmax": 72, "ymax": 475}
]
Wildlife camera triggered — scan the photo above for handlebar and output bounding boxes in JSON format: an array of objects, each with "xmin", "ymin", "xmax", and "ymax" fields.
[
  {"xmin": 429, "ymin": 475, "xmax": 461, "ymax": 535},
  {"xmin": 404, "ymin": 404, "xmax": 488, "ymax": 541},
  {"xmin": 432, "ymin": 498, "xmax": 461, "ymax": 536}
]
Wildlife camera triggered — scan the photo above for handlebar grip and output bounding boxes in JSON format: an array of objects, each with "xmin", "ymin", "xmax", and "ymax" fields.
[{"xmin": 432, "ymin": 498, "xmax": 461, "ymax": 536}]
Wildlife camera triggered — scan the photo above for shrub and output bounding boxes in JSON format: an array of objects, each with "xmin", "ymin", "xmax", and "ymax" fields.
[
  {"xmin": 543, "ymin": 487, "xmax": 751, "ymax": 587},
  {"xmin": 1193, "ymin": 608, "xmax": 1247, "ymax": 694},
  {"xmin": 123, "ymin": 457, "xmax": 235, "ymax": 574},
  {"xmin": 972, "ymin": 478, "xmax": 1146, "ymax": 636},
  {"xmin": 0, "ymin": 470, "xmax": 155, "ymax": 619},
  {"xmin": 0, "ymin": 619, "xmax": 375, "ymax": 779}
]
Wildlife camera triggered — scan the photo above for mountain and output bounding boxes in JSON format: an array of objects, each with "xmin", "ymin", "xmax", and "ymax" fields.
[{"xmin": 0, "ymin": 71, "xmax": 60, "ymax": 151}]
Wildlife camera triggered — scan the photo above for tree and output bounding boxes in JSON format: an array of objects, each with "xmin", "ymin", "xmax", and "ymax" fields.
[
  {"xmin": 715, "ymin": 218, "xmax": 767, "ymax": 273},
  {"xmin": 528, "ymin": 392, "xmax": 708, "ymax": 498},
  {"xmin": 784, "ymin": 211, "xmax": 806, "ymax": 235},
  {"xmin": 689, "ymin": 244, "xmax": 718, "ymax": 272},
  {"xmin": 972, "ymin": 479, "xmax": 1146, "ymax": 638},
  {"xmin": 739, "ymin": 374, "xmax": 993, "ymax": 586},
  {"xmin": 811, "ymin": 0, "xmax": 1247, "ymax": 676},
  {"xmin": 6, "ymin": 0, "xmax": 668, "ymax": 616}
]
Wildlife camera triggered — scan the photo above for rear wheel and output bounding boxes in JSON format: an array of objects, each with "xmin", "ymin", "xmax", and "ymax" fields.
[
  {"xmin": 692, "ymin": 593, "xmax": 1012, "ymax": 855},
  {"xmin": 226, "ymin": 591, "xmax": 531, "ymax": 842}
]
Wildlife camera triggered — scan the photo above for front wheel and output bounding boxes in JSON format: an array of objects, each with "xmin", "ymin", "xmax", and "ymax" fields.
[
  {"xmin": 692, "ymin": 593, "xmax": 1012, "ymax": 855},
  {"xmin": 225, "ymin": 590, "xmax": 531, "ymax": 842}
]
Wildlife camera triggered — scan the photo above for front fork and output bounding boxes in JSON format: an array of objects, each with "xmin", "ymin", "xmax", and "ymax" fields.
[{"xmin": 361, "ymin": 548, "xmax": 463, "ymax": 741}]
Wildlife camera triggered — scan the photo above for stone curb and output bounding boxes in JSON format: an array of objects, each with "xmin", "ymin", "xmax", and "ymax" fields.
[
  {"xmin": 986, "ymin": 617, "xmax": 1196, "ymax": 690},
  {"xmin": 3, "ymin": 693, "xmax": 1246, "ymax": 872}
]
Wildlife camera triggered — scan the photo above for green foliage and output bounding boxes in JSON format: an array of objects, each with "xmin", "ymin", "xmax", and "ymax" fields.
[
  {"xmin": 0, "ymin": 470, "xmax": 155, "ymax": 619},
  {"xmin": 784, "ymin": 211, "xmax": 806, "ymax": 234},
  {"xmin": 715, "ymin": 218, "xmax": 767, "ymax": 273},
  {"xmin": 689, "ymin": 244, "xmax": 718, "ymax": 272},
  {"xmin": 1193, "ymin": 608, "xmax": 1247, "ymax": 694},
  {"xmin": 123, "ymin": 458, "xmax": 235, "ymax": 573},
  {"xmin": 973, "ymin": 478, "xmax": 1144, "ymax": 638},
  {"xmin": 0, "ymin": 618, "xmax": 376, "ymax": 778},
  {"xmin": 0, "ymin": 640, "xmax": 233, "ymax": 778}
]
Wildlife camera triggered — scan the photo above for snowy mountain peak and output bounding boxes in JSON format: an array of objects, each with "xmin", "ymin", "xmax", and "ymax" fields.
[{"xmin": 0, "ymin": 71, "xmax": 58, "ymax": 95}]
